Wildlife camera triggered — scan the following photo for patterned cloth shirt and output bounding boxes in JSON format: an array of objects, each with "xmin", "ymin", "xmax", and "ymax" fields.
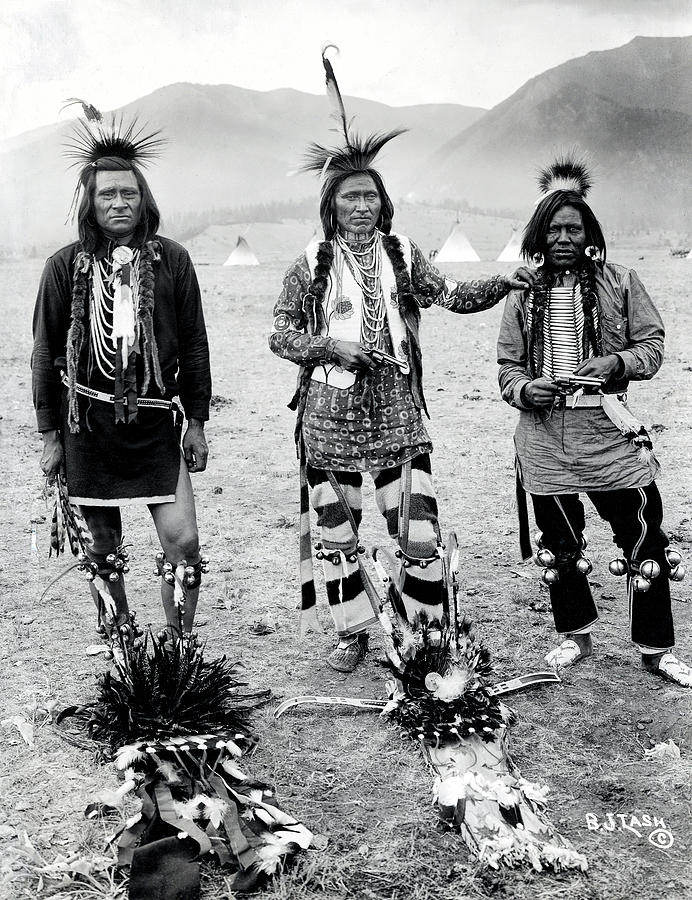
[{"xmin": 271, "ymin": 236, "xmax": 510, "ymax": 471}]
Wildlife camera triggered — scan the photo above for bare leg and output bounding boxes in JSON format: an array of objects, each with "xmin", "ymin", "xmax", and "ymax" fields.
[
  {"xmin": 149, "ymin": 456, "xmax": 201, "ymax": 634},
  {"xmin": 79, "ymin": 506, "xmax": 130, "ymax": 628}
]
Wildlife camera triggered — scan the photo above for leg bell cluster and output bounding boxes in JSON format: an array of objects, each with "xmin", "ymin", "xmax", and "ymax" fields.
[
  {"xmin": 153, "ymin": 551, "xmax": 210, "ymax": 587},
  {"xmin": 534, "ymin": 531, "xmax": 592, "ymax": 585},
  {"xmin": 610, "ymin": 548, "xmax": 686, "ymax": 593}
]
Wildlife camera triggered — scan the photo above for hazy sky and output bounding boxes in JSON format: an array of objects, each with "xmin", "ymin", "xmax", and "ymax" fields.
[{"xmin": 2, "ymin": 0, "xmax": 691, "ymax": 141}]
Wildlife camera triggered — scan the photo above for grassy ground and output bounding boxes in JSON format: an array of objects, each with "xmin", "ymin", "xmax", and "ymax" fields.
[{"xmin": 1, "ymin": 244, "xmax": 691, "ymax": 899}]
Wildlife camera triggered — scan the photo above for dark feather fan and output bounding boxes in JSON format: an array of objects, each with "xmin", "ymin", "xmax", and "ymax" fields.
[{"xmin": 537, "ymin": 153, "xmax": 593, "ymax": 198}]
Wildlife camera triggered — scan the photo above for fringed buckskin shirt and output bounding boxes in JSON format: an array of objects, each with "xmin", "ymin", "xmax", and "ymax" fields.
[
  {"xmin": 271, "ymin": 235, "xmax": 510, "ymax": 471},
  {"xmin": 497, "ymin": 263, "xmax": 664, "ymax": 494}
]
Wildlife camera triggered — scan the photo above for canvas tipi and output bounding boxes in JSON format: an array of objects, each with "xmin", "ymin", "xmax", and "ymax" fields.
[
  {"xmin": 224, "ymin": 235, "xmax": 259, "ymax": 266},
  {"xmin": 435, "ymin": 220, "xmax": 480, "ymax": 263},
  {"xmin": 497, "ymin": 228, "xmax": 522, "ymax": 263}
]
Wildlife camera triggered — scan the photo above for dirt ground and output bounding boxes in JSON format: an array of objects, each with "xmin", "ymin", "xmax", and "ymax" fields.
[{"xmin": 1, "ymin": 243, "xmax": 691, "ymax": 900}]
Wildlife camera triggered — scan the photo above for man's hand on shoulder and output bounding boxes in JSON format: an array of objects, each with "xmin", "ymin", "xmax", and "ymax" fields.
[
  {"xmin": 504, "ymin": 267, "xmax": 536, "ymax": 291},
  {"xmin": 40, "ymin": 429, "xmax": 63, "ymax": 478},
  {"xmin": 183, "ymin": 419, "xmax": 208, "ymax": 472}
]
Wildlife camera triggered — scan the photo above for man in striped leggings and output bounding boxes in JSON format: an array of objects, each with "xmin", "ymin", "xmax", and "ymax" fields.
[
  {"xmin": 306, "ymin": 455, "xmax": 444, "ymax": 648},
  {"xmin": 497, "ymin": 156, "xmax": 690, "ymax": 686},
  {"xmin": 270, "ymin": 110, "xmax": 532, "ymax": 671}
]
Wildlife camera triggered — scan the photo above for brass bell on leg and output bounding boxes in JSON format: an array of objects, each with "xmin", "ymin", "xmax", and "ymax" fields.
[
  {"xmin": 670, "ymin": 564, "xmax": 686, "ymax": 582},
  {"xmin": 536, "ymin": 548, "xmax": 555, "ymax": 567},
  {"xmin": 541, "ymin": 567, "xmax": 560, "ymax": 586},
  {"xmin": 632, "ymin": 575, "xmax": 651, "ymax": 593},
  {"xmin": 639, "ymin": 559, "xmax": 660, "ymax": 581},
  {"xmin": 608, "ymin": 557, "xmax": 628, "ymax": 577},
  {"xmin": 665, "ymin": 549, "xmax": 682, "ymax": 568},
  {"xmin": 575, "ymin": 556, "xmax": 593, "ymax": 576}
]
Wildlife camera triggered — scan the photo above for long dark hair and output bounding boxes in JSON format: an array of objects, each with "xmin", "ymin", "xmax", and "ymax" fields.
[
  {"xmin": 76, "ymin": 156, "xmax": 160, "ymax": 252},
  {"xmin": 521, "ymin": 191, "xmax": 606, "ymax": 263},
  {"xmin": 319, "ymin": 168, "xmax": 394, "ymax": 239}
]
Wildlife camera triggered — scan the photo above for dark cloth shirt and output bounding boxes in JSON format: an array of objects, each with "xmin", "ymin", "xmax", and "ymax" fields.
[{"xmin": 31, "ymin": 235, "xmax": 211, "ymax": 432}]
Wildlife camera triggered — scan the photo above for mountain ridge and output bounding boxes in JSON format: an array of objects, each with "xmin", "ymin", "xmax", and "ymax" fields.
[{"xmin": 2, "ymin": 35, "xmax": 689, "ymax": 252}]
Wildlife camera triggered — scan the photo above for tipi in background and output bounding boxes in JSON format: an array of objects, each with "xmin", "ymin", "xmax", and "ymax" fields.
[
  {"xmin": 497, "ymin": 227, "xmax": 523, "ymax": 263},
  {"xmin": 224, "ymin": 235, "xmax": 259, "ymax": 266},
  {"xmin": 435, "ymin": 218, "xmax": 480, "ymax": 263}
]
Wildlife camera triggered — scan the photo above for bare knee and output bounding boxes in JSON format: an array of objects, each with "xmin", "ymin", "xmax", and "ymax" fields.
[
  {"xmin": 80, "ymin": 507, "xmax": 122, "ymax": 554},
  {"xmin": 161, "ymin": 525, "xmax": 200, "ymax": 563}
]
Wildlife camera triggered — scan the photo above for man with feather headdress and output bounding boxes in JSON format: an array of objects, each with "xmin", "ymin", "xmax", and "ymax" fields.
[
  {"xmin": 497, "ymin": 156, "xmax": 690, "ymax": 686},
  {"xmin": 32, "ymin": 103, "xmax": 211, "ymax": 648},
  {"xmin": 270, "ymin": 48, "xmax": 534, "ymax": 672}
]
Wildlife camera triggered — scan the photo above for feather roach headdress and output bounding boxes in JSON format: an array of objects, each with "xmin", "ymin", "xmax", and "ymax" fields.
[
  {"xmin": 536, "ymin": 153, "xmax": 592, "ymax": 201},
  {"xmin": 62, "ymin": 98, "xmax": 165, "ymax": 220},
  {"xmin": 301, "ymin": 46, "xmax": 406, "ymax": 183}
]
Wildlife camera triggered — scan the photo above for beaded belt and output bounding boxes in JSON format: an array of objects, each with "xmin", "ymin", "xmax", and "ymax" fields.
[{"xmin": 63, "ymin": 376, "xmax": 180, "ymax": 412}]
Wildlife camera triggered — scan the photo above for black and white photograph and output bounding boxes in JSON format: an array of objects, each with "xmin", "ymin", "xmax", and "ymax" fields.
[{"xmin": 1, "ymin": 1, "xmax": 691, "ymax": 898}]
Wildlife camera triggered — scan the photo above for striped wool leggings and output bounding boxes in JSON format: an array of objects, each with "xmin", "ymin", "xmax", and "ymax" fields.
[
  {"xmin": 307, "ymin": 453, "xmax": 445, "ymax": 637},
  {"xmin": 531, "ymin": 482, "xmax": 674, "ymax": 652}
]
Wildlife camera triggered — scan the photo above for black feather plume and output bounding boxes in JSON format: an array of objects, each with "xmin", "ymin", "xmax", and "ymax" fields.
[
  {"xmin": 321, "ymin": 44, "xmax": 350, "ymax": 145},
  {"xmin": 537, "ymin": 153, "xmax": 593, "ymax": 197}
]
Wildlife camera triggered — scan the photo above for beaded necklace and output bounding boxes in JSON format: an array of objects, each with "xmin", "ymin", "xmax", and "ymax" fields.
[
  {"xmin": 89, "ymin": 250, "xmax": 141, "ymax": 379},
  {"xmin": 335, "ymin": 231, "xmax": 386, "ymax": 350}
]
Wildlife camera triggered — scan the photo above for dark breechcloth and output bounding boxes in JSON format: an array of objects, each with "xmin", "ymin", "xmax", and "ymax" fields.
[{"xmin": 32, "ymin": 236, "xmax": 210, "ymax": 505}]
